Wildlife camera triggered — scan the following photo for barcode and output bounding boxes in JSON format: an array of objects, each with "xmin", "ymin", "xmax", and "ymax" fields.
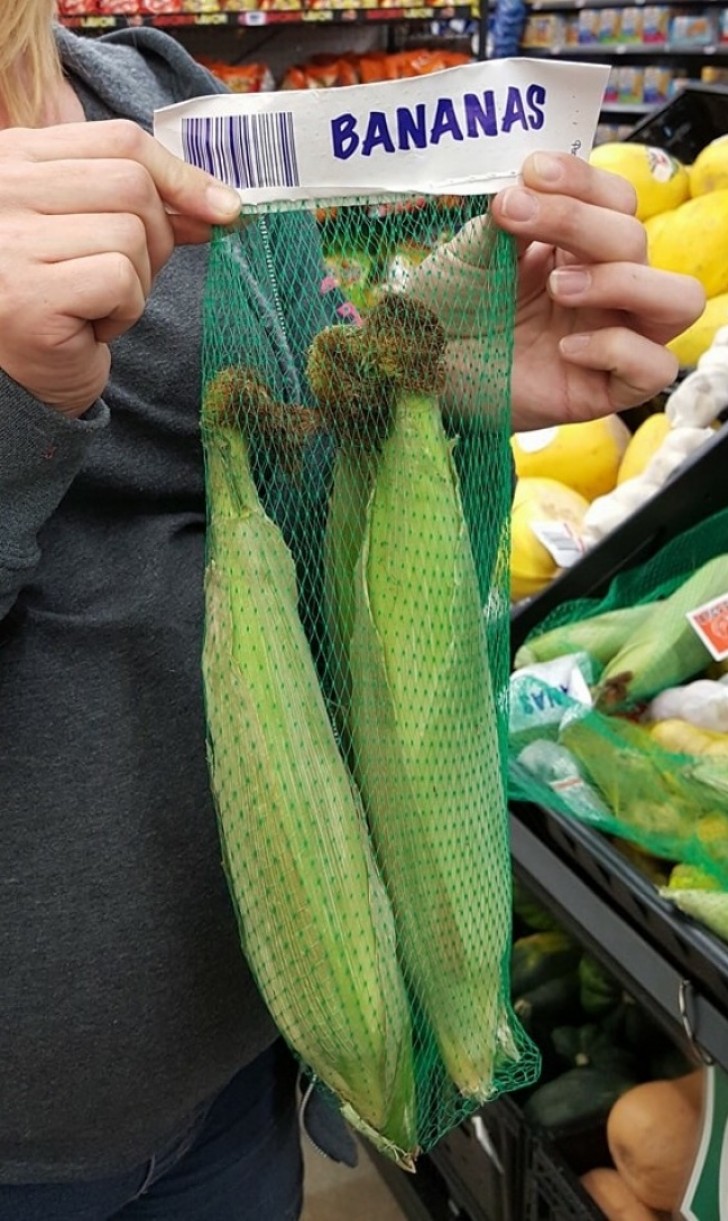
[
  {"xmin": 530, "ymin": 521, "xmax": 585, "ymax": 569},
  {"xmin": 181, "ymin": 113, "xmax": 300, "ymax": 191}
]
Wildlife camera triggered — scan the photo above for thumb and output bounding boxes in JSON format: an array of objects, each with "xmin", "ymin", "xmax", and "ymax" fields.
[{"xmin": 406, "ymin": 211, "xmax": 496, "ymax": 340}]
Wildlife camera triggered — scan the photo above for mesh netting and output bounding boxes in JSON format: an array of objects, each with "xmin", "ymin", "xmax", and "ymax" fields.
[
  {"xmin": 510, "ymin": 505, "xmax": 728, "ymax": 892},
  {"xmin": 199, "ymin": 197, "xmax": 539, "ymax": 1167}
]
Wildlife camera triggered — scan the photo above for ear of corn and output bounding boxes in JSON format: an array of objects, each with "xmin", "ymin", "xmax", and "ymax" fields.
[
  {"xmin": 348, "ymin": 373, "xmax": 520, "ymax": 1102},
  {"xmin": 201, "ymin": 371, "xmax": 417, "ymax": 1165},
  {"xmin": 596, "ymin": 556, "xmax": 728, "ymax": 709},
  {"xmin": 514, "ymin": 604, "xmax": 654, "ymax": 671},
  {"xmin": 322, "ymin": 446, "xmax": 378, "ymax": 743}
]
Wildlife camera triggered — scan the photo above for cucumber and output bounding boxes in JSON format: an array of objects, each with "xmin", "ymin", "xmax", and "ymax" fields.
[
  {"xmin": 514, "ymin": 972, "xmax": 581, "ymax": 1036},
  {"xmin": 511, "ymin": 932, "xmax": 580, "ymax": 998},
  {"xmin": 523, "ymin": 1067, "xmax": 636, "ymax": 1132},
  {"xmin": 551, "ymin": 1023, "xmax": 639, "ymax": 1078},
  {"xmin": 513, "ymin": 878, "xmax": 561, "ymax": 933},
  {"xmin": 578, "ymin": 955, "xmax": 623, "ymax": 1017}
]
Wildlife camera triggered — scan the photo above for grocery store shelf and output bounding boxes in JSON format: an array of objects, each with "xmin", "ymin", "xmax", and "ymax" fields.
[
  {"xmin": 523, "ymin": 41, "xmax": 728, "ymax": 57},
  {"xmin": 59, "ymin": 5, "xmax": 476, "ymax": 29},
  {"xmin": 510, "ymin": 812, "xmax": 728, "ymax": 1071},
  {"xmin": 528, "ymin": 0, "xmax": 727, "ymax": 9},
  {"xmin": 599, "ymin": 100, "xmax": 659, "ymax": 113}
]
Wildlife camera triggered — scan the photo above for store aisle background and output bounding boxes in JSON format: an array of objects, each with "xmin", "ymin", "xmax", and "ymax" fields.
[{"xmin": 301, "ymin": 1138, "xmax": 407, "ymax": 1221}]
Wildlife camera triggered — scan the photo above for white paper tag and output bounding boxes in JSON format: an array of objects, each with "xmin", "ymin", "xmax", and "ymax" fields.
[
  {"xmin": 686, "ymin": 593, "xmax": 728, "ymax": 662},
  {"xmin": 530, "ymin": 520, "xmax": 586, "ymax": 569},
  {"xmin": 154, "ymin": 58, "xmax": 609, "ymax": 206},
  {"xmin": 517, "ymin": 653, "xmax": 594, "ymax": 707}
]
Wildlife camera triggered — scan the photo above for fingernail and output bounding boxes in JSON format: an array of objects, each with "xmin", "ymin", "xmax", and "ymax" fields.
[
  {"xmin": 532, "ymin": 152, "xmax": 563, "ymax": 184},
  {"xmin": 206, "ymin": 184, "xmax": 241, "ymax": 218},
  {"xmin": 551, "ymin": 267, "xmax": 591, "ymax": 296},
  {"xmin": 560, "ymin": 333, "xmax": 592, "ymax": 355},
  {"xmin": 500, "ymin": 188, "xmax": 538, "ymax": 222}
]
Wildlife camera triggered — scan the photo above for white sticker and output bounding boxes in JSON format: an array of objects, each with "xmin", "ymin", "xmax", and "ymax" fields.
[
  {"xmin": 686, "ymin": 593, "xmax": 728, "ymax": 662},
  {"xmin": 154, "ymin": 58, "xmax": 610, "ymax": 206},
  {"xmin": 530, "ymin": 520, "xmax": 586, "ymax": 569},
  {"xmin": 648, "ymin": 146, "xmax": 678, "ymax": 184},
  {"xmin": 515, "ymin": 426, "xmax": 558, "ymax": 453}
]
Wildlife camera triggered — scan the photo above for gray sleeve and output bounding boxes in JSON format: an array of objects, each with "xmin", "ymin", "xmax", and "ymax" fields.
[{"xmin": 0, "ymin": 371, "xmax": 109, "ymax": 619}]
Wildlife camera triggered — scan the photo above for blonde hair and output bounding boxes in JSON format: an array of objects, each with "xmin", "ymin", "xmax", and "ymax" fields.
[{"xmin": 0, "ymin": 1, "xmax": 63, "ymax": 127}]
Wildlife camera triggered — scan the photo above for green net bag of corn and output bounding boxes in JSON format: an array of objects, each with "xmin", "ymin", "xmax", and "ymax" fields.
[
  {"xmin": 155, "ymin": 59, "xmax": 606, "ymax": 1165},
  {"xmin": 509, "ymin": 504, "xmax": 728, "ymax": 893}
]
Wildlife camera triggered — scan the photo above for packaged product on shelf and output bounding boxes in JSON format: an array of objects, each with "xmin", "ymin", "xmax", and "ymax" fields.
[
  {"xmin": 522, "ymin": 13, "xmax": 567, "ymax": 47},
  {"xmin": 564, "ymin": 17, "xmax": 579, "ymax": 46},
  {"xmin": 200, "ymin": 59, "xmax": 275, "ymax": 92},
  {"xmin": 57, "ymin": 1, "xmax": 99, "ymax": 13},
  {"xmin": 138, "ymin": 0, "xmax": 186, "ymax": 13},
  {"xmin": 619, "ymin": 7, "xmax": 643, "ymax": 44},
  {"xmin": 643, "ymin": 66, "xmax": 672, "ymax": 105},
  {"xmin": 597, "ymin": 8, "xmax": 622, "ymax": 44},
  {"xmin": 641, "ymin": 5, "xmax": 670, "ymax": 44},
  {"xmin": 720, "ymin": 10, "xmax": 728, "ymax": 43},
  {"xmin": 602, "ymin": 68, "xmax": 620, "ymax": 105},
  {"xmin": 577, "ymin": 9, "xmax": 600, "ymax": 45},
  {"xmin": 617, "ymin": 67, "xmax": 645, "ymax": 105},
  {"xmin": 95, "ymin": 0, "xmax": 142, "ymax": 13},
  {"xmin": 669, "ymin": 11, "xmax": 716, "ymax": 48},
  {"xmin": 702, "ymin": 64, "xmax": 728, "ymax": 84}
]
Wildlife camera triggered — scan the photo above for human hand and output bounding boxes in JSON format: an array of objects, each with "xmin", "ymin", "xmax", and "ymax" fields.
[
  {"xmin": 491, "ymin": 151, "xmax": 705, "ymax": 431},
  {"xmin": 0, "ymin": 120, "xmax": 240, "ymax": 417},
  {"xmin": 407, "ymin": 152, "xmax": 705, "ymax": 432}
]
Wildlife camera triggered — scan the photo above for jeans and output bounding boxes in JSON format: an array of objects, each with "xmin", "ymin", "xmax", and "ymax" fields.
[{"xmin": 0, "ymin": 1042, "xmax": 303, "ymax": 1221}]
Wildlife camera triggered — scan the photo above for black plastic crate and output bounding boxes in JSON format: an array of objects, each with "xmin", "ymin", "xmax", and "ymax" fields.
[
  {"xmin": 624, "ymin": 82, "xmax": 728, "ymax": 163},
  {"xmin": 430, "ymin": 1097, "xmax": 527, "ymax": 1221},
  {"xmin": 514, "ymin": 802, "xmax": 728, "ymax": 1017},
  {"xmin": 525, "ymin": 1137, "xmax": 604, "ymax": 1221},
  {"xmin": 366, "ymin": 1143, "xmax": 472, "ymax": 1221}
]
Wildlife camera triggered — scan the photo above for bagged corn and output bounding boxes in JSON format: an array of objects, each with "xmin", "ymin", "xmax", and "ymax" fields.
[{"xmin": 154, "ymin": 58, "xmax": 607, "ymax": 1164}]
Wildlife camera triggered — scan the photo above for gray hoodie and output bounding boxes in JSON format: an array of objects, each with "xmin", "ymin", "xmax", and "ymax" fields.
[{"xmin": 0, "ymin": 25, "xmax": 336, "ymax": 1182}]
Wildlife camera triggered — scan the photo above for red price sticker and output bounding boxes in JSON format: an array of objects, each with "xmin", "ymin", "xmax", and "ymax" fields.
[{"xmin": 686, "ymin": 593, "xmax": 728, "ymax": 662}]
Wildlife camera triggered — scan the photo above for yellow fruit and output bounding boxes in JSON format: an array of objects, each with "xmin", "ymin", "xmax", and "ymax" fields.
[
  {"xmin": 511, "ymin": 416, "xmax": 630, "ymax": 502},
  {"xmin": 648, "ymin": 191, "xmax": 728, "ymax": 297},
  {"xmin": 510, "ymin": 477, "xmax": 589, "ymax": 602},
  {"xmin": 589, "ymin": 142, "xmax": 689, "ymax": 221},
  {"xmin": 617, "ymin": 413, "xmax": 671, "ymax": 484},
  {"xmin": 644, "ymin": 209, "xmax": 677, "ymax": 265},
  {"xmin": 667, "ymin": 292, "xmax": 728, "ymax": 367},
  {"xmin": 689, "ymin": 134, "xmax": 728, "ymax": 197}
]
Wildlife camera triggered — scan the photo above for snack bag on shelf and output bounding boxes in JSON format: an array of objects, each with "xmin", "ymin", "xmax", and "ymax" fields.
[
  {"xmin": 154, "ymin": 58, "xmax": 606, "ymax": 1165},
  {"xmin": 200, "ymin": 59, "xmax": 276, "ymax": 92},
  {"xmin": 138, "ymin": 1, "xmax": 186, "ymax": 14}
]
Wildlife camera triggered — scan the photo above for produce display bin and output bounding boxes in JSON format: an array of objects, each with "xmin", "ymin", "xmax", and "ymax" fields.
[
  {"xmin": 515, "ymin": 802, "xmax": 728, "ymax": 1016},
  {"xmin": 524, "ymin": 1139, "xmax": 604, "ymax": 1221},
  {"xmin": 429, "ymin": 1097, "xmax": 527, "ymax": 1221},
  {"xmin": 366, "ymin": 1143, "xmax": 470, "ymax": 1221},
  {"xmin": 624, "ymin": 82, "xmax": 728, "ymax": 164},
  {"xmin": 510, "ymin": 417, "xmax": 728, "ymax": 645}
]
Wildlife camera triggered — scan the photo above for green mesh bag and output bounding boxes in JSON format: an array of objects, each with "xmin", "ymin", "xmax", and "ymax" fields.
[
  {"xmin": 509, "ymin": 505, "xmax": 728, "ymax": 892},
  {"xmin": 198, "ymin": 194, "xmax": 540, "ymax": 1167}
]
